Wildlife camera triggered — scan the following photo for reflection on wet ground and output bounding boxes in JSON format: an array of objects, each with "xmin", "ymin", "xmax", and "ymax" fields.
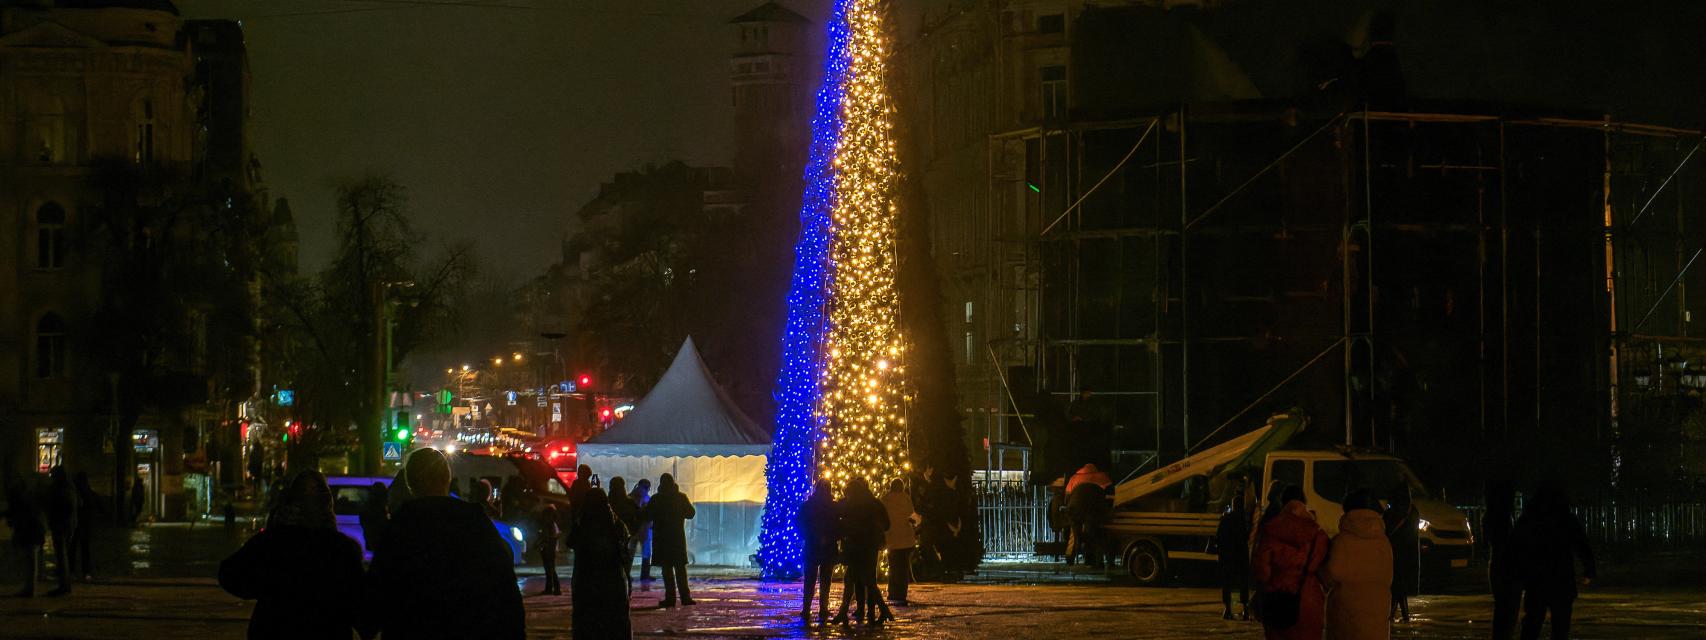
[{"xmin": 2, "ymin": 524, "xmax": 1702, "ymax": 639}]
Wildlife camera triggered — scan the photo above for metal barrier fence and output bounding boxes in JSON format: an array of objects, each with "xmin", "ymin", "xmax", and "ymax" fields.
[
  {"xmin": 1459, "ymin": 502, "xmax": 1706, "ymax": 549},
  {"xmin": 978, "ymin": 481, "xmax": 1052, "ymax": 557}
]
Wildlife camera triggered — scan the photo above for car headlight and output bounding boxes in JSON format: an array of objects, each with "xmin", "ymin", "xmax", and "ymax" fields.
[
  {"xmin": 509, "ymin": 526, "xmax": 525, "ymax": 543},
  {"xmin": 1417, "ymin": 518, "xmax": 1431, "ymax": 532}
]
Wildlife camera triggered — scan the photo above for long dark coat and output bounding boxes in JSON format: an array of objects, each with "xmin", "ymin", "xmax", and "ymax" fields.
[
  {"xmin": 1383, "ymin": 502, "xmax": 1420, "ymax": 596},
  {"xmin": 218, "ymin": 524, "xmax": 369, "ymax": 640},
  {"xmin": 5, "ymin": 485, "xmax": 45, "ymax": 547},
  {"xmin": 569, "ymin": 505, "xmax": 631, "ymax": 640},
  {"xmin": 1217, "ymin": 505, "xmax": 1251, "ymax": 570},
  {"xmin": 641, "ymin": 487, "xmax": 695, "ymax": 566},
  {"xmin": 1510, "ymin": 507, "xmax": 1597, "ymax": 598},
  {"xmin": 797, "ymin": 492, "xmax": 841, "ymax": 564}
]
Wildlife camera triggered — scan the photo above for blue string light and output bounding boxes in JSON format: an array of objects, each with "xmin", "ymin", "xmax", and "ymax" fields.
[{"xmin": 757, "ymin": 0, "xmax": 853, "ymax": 581}]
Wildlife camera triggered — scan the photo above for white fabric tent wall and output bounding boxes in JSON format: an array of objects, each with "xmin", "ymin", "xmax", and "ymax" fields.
[{"xmin": 580, "ymin": 448, "xmax": 767, "ymax": 567}]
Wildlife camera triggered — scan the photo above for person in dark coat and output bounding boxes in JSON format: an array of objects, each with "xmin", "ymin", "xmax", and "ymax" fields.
[
  {"xmin": 1383, "ymin": 483, "xmax": 1420, "ymax": 623},
  {"xmin": 41, "ymin": 466, "xmax": 77, "ymax": 596},
  {"xmin": 129, "ymin": 476, "xmax": 146, "ymax": 525},
  {"xmin": 627, "ymin": 478, "xmax": 653, "ymax": 582},
  {"xmin": 641, "ymin": 473, "xmax": 695, "ymax": 606},
  {"xmin": 70, "ymin": 472, "xmax": 100, "ymax": 581},
  {"xmin": 832, "ymin": 477, "xmax": 895, "ymax": 626},
  {"xmin": 568, "ymin": 464, "xmax": 593, "ymax": 511},
  {"xmin": 1510, "ymin": 483, "xmax": 1595, "ymax": 640},
  {"xmin": 219, "ymin": 470, "xmax": 371, "ymax": 640},
  {"xmin": 606, "ymin": 477, "xmax": 641, "ymax": 595},
  {"xmin": 369, "ymin": 448, "xmax": 525, "ymax": 640},
  {"xmin": 538, "ymin": 504, "xmax": 563, "ymax": 596},
  {"xmin": 6, "ymin": 477, "xmax": 47, "ymax": 597},
  {"xmin": 1484, "ymin": 478, "xmax": 1520, "ymax": 640},
  {"xmin": 569, "ymin": 488, "xmax": 631, "ymax": 639},
  {"xmin": 358, "ymin": 482, "xmax": 389, "ymax": 557},
  {"xmin": 1253, "ymin": 485, "xmax": 1329, "ymax": 640},
  {"xmin": 797, "ymin": 479, "xmax": 840, "ymax": 623},
  {"xmin": 1217, "ymin": 486, "xmax": 1251, "ymax": 620}
]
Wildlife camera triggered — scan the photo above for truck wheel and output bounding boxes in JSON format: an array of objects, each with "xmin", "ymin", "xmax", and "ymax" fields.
[{"xmin": 1126, "ymin": 541, "xmax": 1167, "ymax": 587}]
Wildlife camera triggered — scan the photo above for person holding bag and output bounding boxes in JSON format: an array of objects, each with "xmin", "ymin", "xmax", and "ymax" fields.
[{"xmin": 1253, "ymin": 485, "xmax": 1329, "ymax": 640}]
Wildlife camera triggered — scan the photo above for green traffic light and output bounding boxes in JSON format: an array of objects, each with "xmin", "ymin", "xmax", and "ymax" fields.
[{"xmin": 394, "ymin": 429, "xmax": 412, "ymax": 442}]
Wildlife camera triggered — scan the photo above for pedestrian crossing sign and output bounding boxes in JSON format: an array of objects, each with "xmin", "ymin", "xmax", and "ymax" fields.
[{"xmin": 382, "ymin": 441, "xmax": 404, "ymax": 461}]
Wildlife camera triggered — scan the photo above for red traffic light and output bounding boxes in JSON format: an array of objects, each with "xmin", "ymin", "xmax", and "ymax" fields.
[
  {"xmin": 599, "ymin": 408, "xmax": 612, "ymax": 419},
  {"xmin": 578, "ymin": 374, "xmax": 592, "ymax": 387}
]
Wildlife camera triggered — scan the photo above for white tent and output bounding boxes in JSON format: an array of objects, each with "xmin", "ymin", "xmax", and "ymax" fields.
[{"xmin": 578, "ymin": 336, "xmax": 771, "ymax": 566}]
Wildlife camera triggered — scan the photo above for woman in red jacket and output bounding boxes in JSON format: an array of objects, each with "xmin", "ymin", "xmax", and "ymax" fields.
[{"xmin": 1253, "ymin": 485, "xmax": 1330, "ymax": 640}]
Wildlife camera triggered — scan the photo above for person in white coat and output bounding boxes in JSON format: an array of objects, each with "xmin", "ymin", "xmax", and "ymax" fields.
[
  {"xmin": 881, "ymin": 479, "xmax": 919, "ymax": 605},
  {"xmin": 1322, "ymin": 490, "xmax": 1394, "ymax": 640}
]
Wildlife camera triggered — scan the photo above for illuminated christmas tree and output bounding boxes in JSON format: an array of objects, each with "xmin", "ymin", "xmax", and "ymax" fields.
[{"xmin": 759, "ymin": 0, "xmax": 908, "ymax": 579}]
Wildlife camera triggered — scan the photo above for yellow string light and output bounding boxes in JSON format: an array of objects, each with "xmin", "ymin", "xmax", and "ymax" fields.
[{"xmin": 816, "ymin": 0, "xmax": 910, "ymax": 493}]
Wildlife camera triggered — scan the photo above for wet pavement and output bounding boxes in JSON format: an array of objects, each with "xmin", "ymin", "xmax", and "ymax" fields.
[{"xmin": 1, "ymin": 523, "xmax": 1702, "ymax": 638}]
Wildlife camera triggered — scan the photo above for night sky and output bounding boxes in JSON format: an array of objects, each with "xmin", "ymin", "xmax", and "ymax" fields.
[{"xmin": 178, "ymin": 0, "xmax": 779, "ymax": 276}]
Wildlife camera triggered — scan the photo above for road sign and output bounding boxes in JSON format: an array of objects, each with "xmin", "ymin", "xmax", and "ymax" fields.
[
  {"xmin": 382, "ymin": 441, "xmax": 404, "ymax": 461},
  {"xmin": 506, "ymin": 391, "xmax": 518, "ymax": 406},
  {"xmin": 536, "ymin": 388, "xmax": 547, "ymax": 407}
]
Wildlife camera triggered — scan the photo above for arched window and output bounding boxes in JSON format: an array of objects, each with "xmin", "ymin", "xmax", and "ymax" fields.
[
  {"xmin": 135, "ymin": 98, "xmax": 155, "ymax": 164},
  {"xmin": 36, "ymin": 202, "xmax": 66, "ymax": 270},
  {"xmin": 35, "ymin": 313, "xmax": 67, "ymax": 379}
]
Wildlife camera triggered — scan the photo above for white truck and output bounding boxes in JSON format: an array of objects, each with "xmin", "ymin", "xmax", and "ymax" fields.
[{"xmin": 1106, "ymin": 410, "xmax": 1475, "ymax": 586}]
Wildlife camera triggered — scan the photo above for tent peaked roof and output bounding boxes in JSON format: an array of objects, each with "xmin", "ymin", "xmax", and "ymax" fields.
[{"xmin": 588, "ymin": 336, "xmax": 770, "ymax": 449}]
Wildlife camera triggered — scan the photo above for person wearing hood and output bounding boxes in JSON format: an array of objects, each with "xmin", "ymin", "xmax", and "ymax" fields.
[
  {"xmin": 1510, "ymin": 482, "xmax": 1595, "ymax": 640},
  {"xmin": 1321, "ymin": 490, "xmax": 1393, "ymax": 640},
  {"xmin": 1253, "ymin": 485, "xmax": 1329, "ymax": 640},
  {"xmin": 368, "ymin": 448, "xmax": 525, "ymax": 639},
  {"xmin": 218, "ymin": 470, "xmax": 371, "ymax": 640},
  {"xmin": 641, "ymin": 473, "xmax": 696, "ymax": 607},
  {"xmin": 881, "ymin": 478, "xmax": 918, "ymax": 605},
  {"xmin": 568, "ymin": 488, "xmax": 631, "ymax": 639},
  {"xmin": 628, "ymin": 478, "xmax": 654, "ymax": 582}
]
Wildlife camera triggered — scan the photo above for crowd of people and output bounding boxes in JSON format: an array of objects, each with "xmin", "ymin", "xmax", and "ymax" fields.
[
  {"xmin": 1219, "ymin": 478, "xmax": 1596, "ymax": 640},
  {"xmin": 8, "ymin": 449, "xmax": 1600, "ymax": 640},
  {"xmin": 213, "ymin": 449, "xmax": 705, "ymax": 640},
  {"xmin": 4, "ymin": 467, "xmax": 111, "ymax": 597},
  {"xmin": 796, "ymin": 477, "xmax": 918, "ymax": 627}
]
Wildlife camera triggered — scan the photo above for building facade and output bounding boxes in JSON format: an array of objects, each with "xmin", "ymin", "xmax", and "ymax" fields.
[{"xmin": 1, "ymin": 0, "xmax": 270, "ymax": 520}]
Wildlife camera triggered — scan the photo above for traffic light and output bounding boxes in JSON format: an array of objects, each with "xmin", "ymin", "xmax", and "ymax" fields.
[
  {"xmin": 392, "ymin": 410, "xmax": 412, "ymax": 443},
  {"xmin": 578, "ymin": 374, "xmax": 592, "ymax": 388}
]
